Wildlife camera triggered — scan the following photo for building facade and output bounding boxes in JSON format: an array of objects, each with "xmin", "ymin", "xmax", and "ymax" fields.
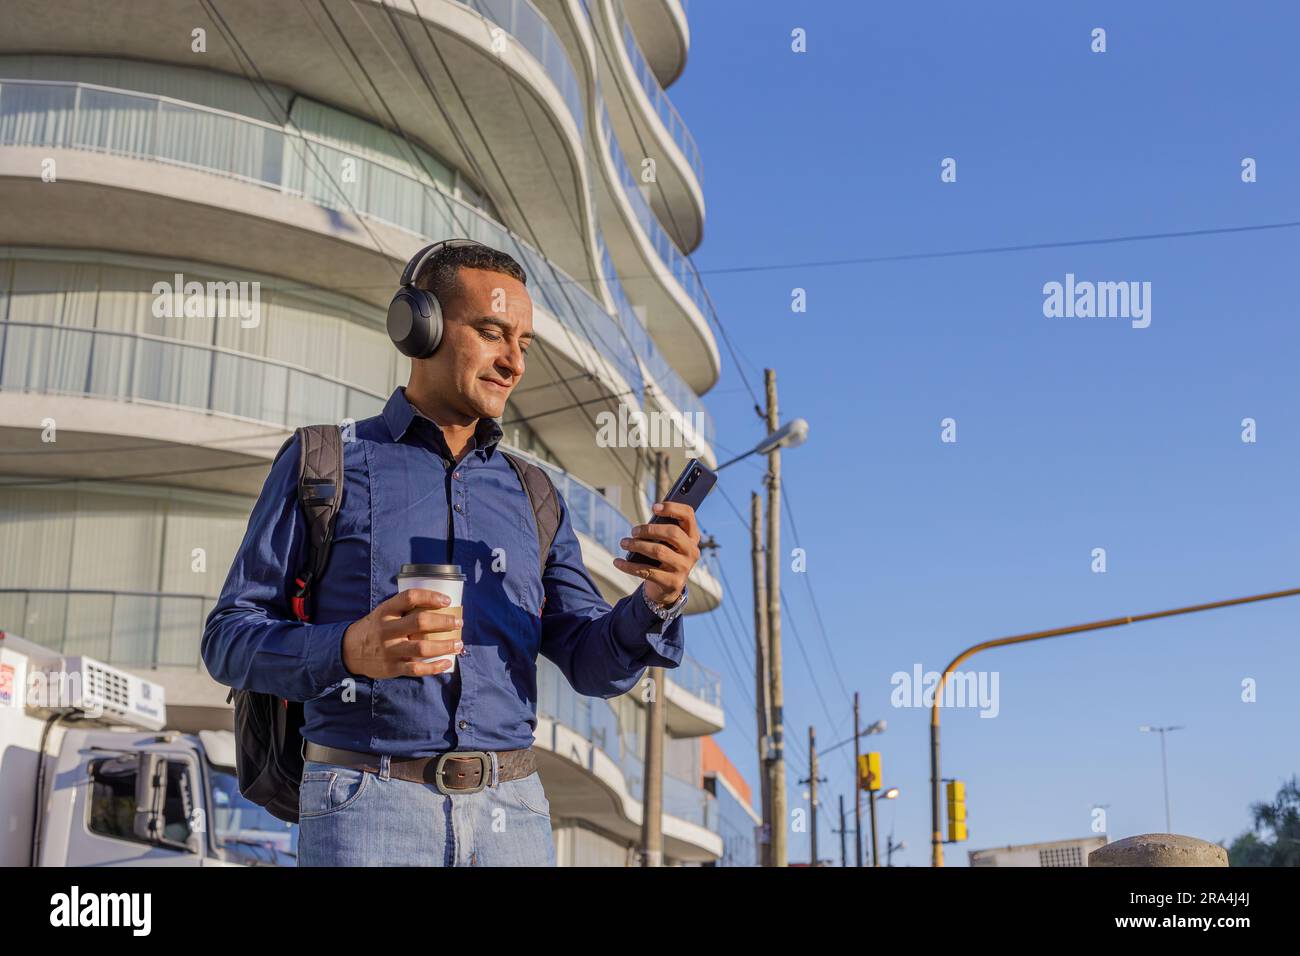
[{"xmin": 0, "ymin": 0, "xmax": 731, "ymax": 865}]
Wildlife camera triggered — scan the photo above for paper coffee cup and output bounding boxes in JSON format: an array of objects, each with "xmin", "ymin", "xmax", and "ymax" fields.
[{"xmin": 396, "ymin": 563, "xmax": 465, "ymax": 672}]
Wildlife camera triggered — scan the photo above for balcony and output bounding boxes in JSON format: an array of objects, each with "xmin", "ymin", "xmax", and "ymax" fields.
[
  {"xmin": 0, "ymin": 0, "xmax": 599, "ymax": 283},
  {"xmin": 586, "ymin": 0, "xmax": 704, "ymax": 252},
  {"xmin": 0, "ymin": 319, "xmax": 385, "ymax": 494},
  {"xmin": 501, "ymin": 447, "xmax": 722, "ymax": 612},
  {"xmin": 612, "ymin": 0, "xmax": 701, "ymax": 189},
  {"xmin": 0, "ymin": 588, "xmax": 215, "ymax": 672},
  {"xmin": 565, "ymin": 2, "xmax": 717, "ymax": 392},
  {"xmin": 0, "ymin": 78, "xmax": 636, "ymax": 388},
  {"xmin": 596, "ymin": 100, "xmax": 710, "ymax": 324},
  {"xmin": 0, "ymin": 77, "xmax": 629, "ymax": 490},
  {"xmin": 600, "ymin": 239, "xmax": 716, "ymax": 447},
  {"xmin": 535, "ymin": 655, "xmax": 721, "ymax": 860},
  {"xmin": 0, "ymin": 313, "xmax": 720, "ymax": 612},
  {"xmin": 619, "ymin": 0, "xmax": 690, "ymax": 89},
  {"xmin": 663, "ymin": 652, "xmax": 724, "ymax": 736}
]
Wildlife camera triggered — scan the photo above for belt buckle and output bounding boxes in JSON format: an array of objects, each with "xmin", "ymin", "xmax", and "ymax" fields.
[{"xmin": 434, "ymin": 751, "xmax": 491, "ymax": 795}]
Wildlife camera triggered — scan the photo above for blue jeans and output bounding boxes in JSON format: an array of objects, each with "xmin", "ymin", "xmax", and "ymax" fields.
[{"xmin": 297, "ymin": 758, "xmax": 556, "ymax": 866}]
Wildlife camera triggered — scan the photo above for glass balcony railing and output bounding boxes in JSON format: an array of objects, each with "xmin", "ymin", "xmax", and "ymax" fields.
[
  {"xmin": 0, "ymin": 78, "xmax": 643, "ymax": 401},
  {"xmin": 609, "ymin": 0, "xmax": 703, "ymax": 187},
  {"xmin": 579, "ymin": 0, "xmax": 710, "ymax": 321},
  {"xmin": 503, "ymin": 446, "xmax": 630, "ymax": 559},
  {"xmin": 0, "ymin": 320, "xmax": 710, "ymax": 589},
  {"xmin": 668, "ymin": 651, "xmax": 721, "ymax": 709},
  {"xmin": 595, "ymin": 98, "xmax": 709, "ymax": 317},
  {"xmin": 0, "ymin": 588, "xmax": 215, "ymax": 669},
  {"xmin": 536, "ymin": 655, "xmax": 718, "ymax": 832},
  {"xmin": 598, "ymin": 239, "xmax": 714, "ymax": 447},
  {"xmin": 455, "ymin": 0, "xmax": 584, "ymax": 136},
  {"xmin": 0, "ymin": 321, "xmax": 388, "ymax": 427}
]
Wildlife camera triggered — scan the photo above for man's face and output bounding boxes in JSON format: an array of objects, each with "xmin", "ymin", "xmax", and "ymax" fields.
[{"xmin": 424, "ymin": 266, "xmax": 534, "ymax": 421}]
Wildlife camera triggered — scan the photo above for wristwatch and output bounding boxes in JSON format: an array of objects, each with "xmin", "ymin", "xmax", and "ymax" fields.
[{"xmin": 642, "ymin": 583, "xmax": 689, "ymax": 624}]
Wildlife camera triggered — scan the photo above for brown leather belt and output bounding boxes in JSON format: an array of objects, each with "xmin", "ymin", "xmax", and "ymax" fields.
[{"xmin": 303, "ymin": 741, "xmax": 536, "ymax": 795}]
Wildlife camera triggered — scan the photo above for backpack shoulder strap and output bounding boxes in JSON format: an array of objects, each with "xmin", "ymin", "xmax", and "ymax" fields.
[
  {"xmin": 288, "ymin": 424, "xmax": 344, "ymax": 621},
  {"xmin": 500, "ymin": 450, "xmax": 560, "ymax": 576}
]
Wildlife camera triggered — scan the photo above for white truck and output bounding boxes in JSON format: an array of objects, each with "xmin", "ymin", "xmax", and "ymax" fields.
[{"xmin": 1, "ymin": 631, "xmax": 296, "ymax": 866}]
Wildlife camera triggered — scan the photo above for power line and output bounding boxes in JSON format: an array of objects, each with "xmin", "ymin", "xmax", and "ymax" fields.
[
  {"xmin": 780, "ymin": 482, "xmax": 853, "ymax": 705},
  {"xmin": 696, "ymin": 218, "xmax": 1300, "ymax": 277},
  {"xmin": 712, "ymin": 483, "xmax": 849, "ymax": 778},
  {"xmin": 703, "ymin": 492, "xmax": 823, "ymax": 769},
  {"xmin": 130, "ymin": 214, "xmax": 1300, "ymax": 298}
]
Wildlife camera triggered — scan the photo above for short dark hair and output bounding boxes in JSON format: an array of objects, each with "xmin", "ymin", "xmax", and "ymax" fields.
[{"xmin": 413, "ymin": 242, "xmax": 527, "ymax": 305}]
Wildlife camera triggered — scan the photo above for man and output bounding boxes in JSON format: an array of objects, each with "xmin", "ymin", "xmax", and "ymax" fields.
[{"xmin": 202, "ymin": 241, "xmax": 700, "ymax": 866}]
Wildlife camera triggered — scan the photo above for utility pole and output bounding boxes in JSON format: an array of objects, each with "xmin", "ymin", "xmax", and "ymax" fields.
[
  {"xmin": 749, "ymin": 492, "xmax": 771, "ymax": 866},
  {"xmin": 886, "ymin": 831, "xmax": 904, "ymax": 866},
  {"xmin": 639, "ymin": 451, "xmax": 669, "ymax": 866},
  {"xmin": 809, "ymin": 727, "xmax": 818, "ymax": 866},
  {"xmin": 853, "ymin": 691, "xmax": 862, "ymax": 867},
  {"xmin": 836, "ymin": 795, "xmax": 848, "ymax": 867},
  {"xmin": 798, "ymin": 726, "xmax": 826, "ymax": 866},
  {"xmin": 764, "ymin": 368, "xmax": 787, "ymax": 867}
]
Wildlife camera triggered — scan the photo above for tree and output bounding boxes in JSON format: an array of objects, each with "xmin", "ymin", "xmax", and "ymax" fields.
[{"xmin": 1227, "ymin": 775, "xmax": 1300, "ymax": 867}]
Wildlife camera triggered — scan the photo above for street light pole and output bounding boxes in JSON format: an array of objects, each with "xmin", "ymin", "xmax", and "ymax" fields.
[
  {"xmin": 1141, "ymin": 724, "xmax": 1183, "ymax": 832},
  {"xmin": 929, "ymin": 586, "xmax": 1300, "ymax": 866},
  {"xmin": 728, "ymin": 410, "xmax": 808, "ymax": 868}
]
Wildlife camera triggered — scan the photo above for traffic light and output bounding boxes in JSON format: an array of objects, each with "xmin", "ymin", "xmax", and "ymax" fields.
[
  {"xmin": 946, "ymin": 779, "xmax": 967, "ymax": 842},
  {"xmin": 858, "ymin": 751, "xmax": 881, "ymax": 792}
]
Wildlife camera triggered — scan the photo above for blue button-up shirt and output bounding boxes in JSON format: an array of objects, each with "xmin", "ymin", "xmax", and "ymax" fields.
[{"xmin": 202, "ymin": 385, "xmax": 684, "ymax": 756}]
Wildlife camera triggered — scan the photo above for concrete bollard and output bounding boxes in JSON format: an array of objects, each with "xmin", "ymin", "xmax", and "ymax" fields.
[{"xmin": 1088, "ymin": 833, "xmax": 1228, "ymax": 867}]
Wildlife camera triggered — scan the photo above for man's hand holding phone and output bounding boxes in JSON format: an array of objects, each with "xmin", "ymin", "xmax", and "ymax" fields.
[{"xmin": 614, "ymin": 501, "xmax": 701, "ymax": 605}]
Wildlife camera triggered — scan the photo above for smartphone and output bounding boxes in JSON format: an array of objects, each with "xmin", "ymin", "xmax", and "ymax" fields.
[{"xmin": 625, "ymin": 458, "xmax": 717, "ymax": 566}]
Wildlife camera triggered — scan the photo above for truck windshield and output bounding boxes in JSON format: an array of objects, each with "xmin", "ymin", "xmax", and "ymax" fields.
[{"xmin": 210, "ymin": 770, "xmax": 298, "ymax": 866}]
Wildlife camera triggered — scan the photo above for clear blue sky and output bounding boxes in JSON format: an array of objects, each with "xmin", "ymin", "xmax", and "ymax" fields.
[{"xmin": 670, "ymin": 1, "xmax": 1300, "ymax": 865}]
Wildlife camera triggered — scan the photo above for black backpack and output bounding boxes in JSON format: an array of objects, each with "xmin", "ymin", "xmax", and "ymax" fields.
[{"xmin": 224, "ymin": 423, "xmax": 561, "ymax": 824}]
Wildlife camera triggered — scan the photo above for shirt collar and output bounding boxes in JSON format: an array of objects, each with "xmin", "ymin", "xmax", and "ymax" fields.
[{"xmin": 382, "ymin": 386, "xmax": 504, "ymax": 460}]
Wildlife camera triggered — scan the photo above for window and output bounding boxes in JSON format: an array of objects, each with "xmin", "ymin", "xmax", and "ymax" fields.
[{"xmin": 88, "ymin": 754, "xmax": 196, "ymax": 849}]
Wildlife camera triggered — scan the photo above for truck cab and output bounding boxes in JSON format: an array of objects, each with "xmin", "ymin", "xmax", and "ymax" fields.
[{"xmin": 1, "ymin": 632, "xmax": 296, "ymax": 867}]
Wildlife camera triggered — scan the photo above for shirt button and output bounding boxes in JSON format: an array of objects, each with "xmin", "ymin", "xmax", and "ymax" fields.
[
  {"xmin": 453, "ymin": 471, "xmax": 462, "ymax": 480},
  {"xmin": 454, "ymin": 503, "xmax": 463, "ymax": 514},
  {"xmin": 458, "ymin": 720, "xmax": 469, "ymax": 730}
]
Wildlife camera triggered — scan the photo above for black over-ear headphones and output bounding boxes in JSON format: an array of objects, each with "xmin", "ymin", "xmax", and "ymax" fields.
[{"xmin": 387, "ymin": 238, "xmax": 488, "ymax": 358}]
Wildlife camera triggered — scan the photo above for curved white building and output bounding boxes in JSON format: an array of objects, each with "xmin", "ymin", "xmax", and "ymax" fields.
[{"xmin": 0, "ymin": 0, "xmax": 738, "ymax": 864}]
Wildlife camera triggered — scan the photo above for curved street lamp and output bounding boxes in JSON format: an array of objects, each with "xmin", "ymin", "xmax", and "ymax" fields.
[{"xmin": 929, "ymin": 586, "xmax": 1300, "ymax": 866}]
